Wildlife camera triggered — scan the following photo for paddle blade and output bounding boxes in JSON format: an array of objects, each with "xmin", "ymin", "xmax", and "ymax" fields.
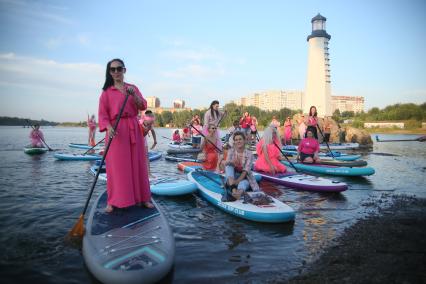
[{"xmin": 65, "ymin": 214, "xmax": 85, "ymax": 243}]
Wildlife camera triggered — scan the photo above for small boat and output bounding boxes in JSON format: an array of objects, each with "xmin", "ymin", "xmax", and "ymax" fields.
[
  {"xmin": 253, "ymin": 171, "xmax": 347, "ymax": 192},
  {"xmin": 24, "ymin": 146, "xmax": 49, "ymax": 155},
  {"xmin": 83, "ymin": 190, "xmax": 175, "ymax": 284},
  {"xmin": 282, "ymin": 161, "xmax": 375, "ymax": 177},
  {"xmin": 68, "ymin": 143, "xmax": 103, "ymax": 150},
  {"xmin": 188, "ymin": 170, "xmax": 295, "ymax": 223}
]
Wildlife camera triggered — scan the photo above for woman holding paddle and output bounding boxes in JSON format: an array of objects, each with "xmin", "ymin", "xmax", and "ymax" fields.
[
  {"xmin": 98, "ymin": 58, "xmax": 153, "ymax": 213},
  {"xmin": 200, "ymin": 123, "xmax": 220, "ymax": 170},
  {"xmin": 87, "ymin": 114, "xmax": 97, "ymax": 146},
  {"xmin": 254, "ymin": 125, "xmax": 287, "ymax": 175},
  {"xmin": 305, "ymin": 106, "xmax": 319, "ymax": 139},
  {"xmin": 29, "ymin": 124, "xmax": 45, "ymax": 147},
  {"xmin": 225, "ymin": 131, "xmax": 260, "ymax": 200}
]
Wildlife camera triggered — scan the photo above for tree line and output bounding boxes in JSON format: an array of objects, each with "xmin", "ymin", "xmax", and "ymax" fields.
[{"xmin": 332, "ymin": 102, "xmax": 426, "ymax": 128}]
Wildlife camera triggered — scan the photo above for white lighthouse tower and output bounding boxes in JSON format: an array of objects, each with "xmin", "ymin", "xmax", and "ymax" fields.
[{"xmin": 303, "ymin": 13, "xmax": 332, "ymax": 116}]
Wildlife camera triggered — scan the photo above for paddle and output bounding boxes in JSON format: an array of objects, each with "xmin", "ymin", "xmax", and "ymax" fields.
[
  {"xmin": 273, "ymin": 141, "xmax": 300, "ymax": 173},
  {"xmin": 26, "ymin": 119, "xmax": 53, "ymax": 151},
  {"xmin": 82, "ymin": 138, "xmax": 105, "ymax": 155},
  {"xmin": 375, "ymin": 135, "xmax": 426, "ymax": 142},
  {"xmin": 316, "ymin": 124, "xmax": 335, "ymax": 158},
  {"xmin": 161, "ymin": 135, "xmax": 172, "ymax": 141},
  {"xmin": 66, "ymin": 90, "xmax": 131, "ymax": 243}
]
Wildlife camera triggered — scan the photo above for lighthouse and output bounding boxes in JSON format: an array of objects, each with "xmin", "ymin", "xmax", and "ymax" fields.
[{"xmin": 304, "ymin": 13, "xmax": 332, "ymax": 117}]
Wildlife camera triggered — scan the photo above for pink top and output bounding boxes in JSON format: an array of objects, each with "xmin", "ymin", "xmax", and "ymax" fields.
[
  {"xmin": 30, "ymin": 129, "xmax": 44, "ymax": 146},
  {"xmin": 191, "ymin": 124, "xmax": 203, "ymax": 135},
  {"xmin": 307, "ymin": 116, "xmax": 318, "ymax": 127},
  {"xmin": 299, "ymin": 137, "xmax": 320, "ymax": 155},
  {"xmin": 88, "ymin": 118, "xmax": 97, "ymax": 131},
  {"xmin": 172, "ymin": 132, "xmax": 182, "ymax": 143}
]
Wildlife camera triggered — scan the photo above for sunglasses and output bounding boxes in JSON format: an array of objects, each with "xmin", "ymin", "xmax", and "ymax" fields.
[
  {"xmin": 109, "ymin": 66, "xmax": 125, "ymax": 73},
  {"xmin": 210, "ymin": 127, "xmax": 217, "ymax": 130}
]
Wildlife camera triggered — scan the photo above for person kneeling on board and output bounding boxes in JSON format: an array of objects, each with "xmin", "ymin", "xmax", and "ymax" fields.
[
  {"xmin": 297, "ymin": 129, "xmax": 320, "ymax": 164},
  {"xmin": 224, "ymin": 131, "xmax": 260, "ymax": 201}
]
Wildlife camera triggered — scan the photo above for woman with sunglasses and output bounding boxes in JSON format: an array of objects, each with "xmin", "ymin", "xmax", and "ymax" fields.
[
  {"xmin": 254, "ymin": 125, "xmax": 287, "ymax": 175},
  {"xmin": 98, "ymin": 58, "xmax": 153, "ymax": 213},
  {"xmin": 200, "ymin": 123, "xmax": 219, "ymax": 171}
]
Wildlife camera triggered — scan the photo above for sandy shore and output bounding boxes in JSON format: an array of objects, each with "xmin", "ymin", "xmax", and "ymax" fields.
[{"xmin": 281, "ymin": 195, "xmax": 426, "ymax": 284}]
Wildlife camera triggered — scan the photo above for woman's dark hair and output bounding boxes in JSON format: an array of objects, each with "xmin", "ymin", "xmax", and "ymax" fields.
[
  {"xmin": 309, "ymin": 106, "xmax": 317, "ymax": 117},
  {"xmin": 209, "ymin": 100, "xmax": 220, "ymax": 119},
  {"xmin": 145, "ymin": 110, "xmax": 153, "ymax": 115},
  {"xmin": 102, "ymin": 58, "xmax": 125, "ymax": 91},
  {"xmin": 233, "ymin": 131, "xmax": 246, "ymax": 141}
]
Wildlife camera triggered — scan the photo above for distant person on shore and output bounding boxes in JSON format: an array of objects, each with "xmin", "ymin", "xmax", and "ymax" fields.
[
  {"xmin": 283, "ymin": 116, "xmax": 292, "ymax": 145},
  {"xmin": 298, "ymin": 129, "xmax": 320, "ymax": 164},
  {"xmin": 270, "ymin": 116, "xmax": 280, "ymax": 128},
  {"xmin": 254, "ymin": 126, "xmax": 287, "ymax": 175},
  {"xmin": 305, "ymin": 106, "xmax": 318, "ymax": 139},
  {"xmin": 190, "ymin": 114, "xmax": 203, "ymax": 147},
  {"xmin": 29, "ymin": 124, "xmax": 45, "ymax": 148},
  {"xmin": 203, "ymin": 100, "xmax": 226, "ymax": 149},
  {"xmin": 98, "ymin": 58, "xmax": 153, "ymax": 213},
  {"xmin": 139, "ymin": 110, "xmax": 157, "ymax": 178},
  {"xmin": 224, "ymin": 131, "xmax": 260, "ymax": 201},
  {"xmin": 87, "ymin": 114, "xmax": 97, "ymax": 146},
  {"xmin": 172, "ymin": 129, "xmax": 182, "ymax": 143},
  {"xmin": 298, "ymin": 114, "xmax": 306, "ymax": 139},
  {"xmin": 337, "ymin": 123, "xmax": 346, "ymax": 143},
  {"xmin": 200, "ymin": 123, "xmax": 219, "ymax": 171},
  {"xmin": 323, "ymin": 116, "xmax": 332, "ymax": 143}
]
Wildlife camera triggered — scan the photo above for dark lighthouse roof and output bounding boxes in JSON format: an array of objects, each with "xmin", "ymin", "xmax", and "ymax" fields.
[{"xmin": 307, "ymin": 13, "xmax": 331, "ymax": 41}]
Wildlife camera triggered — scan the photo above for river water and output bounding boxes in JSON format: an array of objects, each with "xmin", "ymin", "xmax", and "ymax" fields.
[{"xmin": 0, "ymin": 126, "xmax": 425, "ymax": 283}]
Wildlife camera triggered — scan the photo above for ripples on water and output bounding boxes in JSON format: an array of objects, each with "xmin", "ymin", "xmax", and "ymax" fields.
[{"xmin": 0, "ymin": 127, "xmax": 425, "ymax": 283}]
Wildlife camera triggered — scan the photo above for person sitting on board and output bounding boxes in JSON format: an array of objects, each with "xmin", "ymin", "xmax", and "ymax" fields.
[
  {"xmin": 200, "ymin": 123, "xmax": 220, "ymax": 171},
  {"xmin": 182, "ymin": 126, "xmax": 191, "ymax": 142},
  {"xmin": 254, "ymin": 125, "xmax": 287, "ymax": 175},
  {"xmin": 87, "ymin": 114, "xmax": 97, "ymax": 146},
  {"xmin": 224, "ymin": 131, "xmax": 260, "ymax": 201},
  {"xmin": 298, "ymin": 129, "xmax": 320, "ymax": 164},
  {"xmin": 139, "ymin": 110, "xmax": 157, "ymax": 178},
  {"xmin": 29, "ymin": 124, "xmax": 45, "ymax": 148},
  {"xmin": 98, "ymin": 58, "xmax": 153, "ymax": 213},
  {"xmin": 172, "ymin": 129, "xmax": 182, "ymax": 144}
]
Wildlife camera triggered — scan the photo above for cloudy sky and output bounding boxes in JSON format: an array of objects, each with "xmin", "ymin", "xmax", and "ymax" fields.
[{"xmin": 0, "ymin": 0, "xmax": 425, "ymax": 122}]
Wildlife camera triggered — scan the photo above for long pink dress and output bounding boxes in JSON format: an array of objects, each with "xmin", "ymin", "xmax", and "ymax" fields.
[
  {"xmin": 29, "ymin": 130, "xmax": 44, "ymax": 147},
  {"xmin": 284, "ymin": 121, "xmax": 292, "ymax": 143},
  {"xmin": 98, "ymin": 83, "xmax": 151, "ymax": 208},
  {"xmin": 254, "ymin": 139, "xmax": 287, "ymax": 173}
]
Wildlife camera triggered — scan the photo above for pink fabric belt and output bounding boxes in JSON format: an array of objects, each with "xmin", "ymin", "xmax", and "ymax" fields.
[{"xmin": 111, "ymin": 115, "xmax": 137, "ymax": 144}]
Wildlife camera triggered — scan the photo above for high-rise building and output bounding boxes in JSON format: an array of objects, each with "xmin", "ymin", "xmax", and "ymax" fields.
[
  {"xmin": 173, "ymin": 99, "xmax": 185, "ymax": 109},
  {"xmin": 146, "ymin": 96, "xmax": 160, "ymax": 108},
  {"xmin": 331, "ymin": 96, "xmax": 365, "ymax": 113},
  {"xmin": 232, "ymin": 90, "xmax": 303, "ymax": 111},
  {"xmin": 304, "ymin": 13, "xmax": 332, "ymax": 116}
]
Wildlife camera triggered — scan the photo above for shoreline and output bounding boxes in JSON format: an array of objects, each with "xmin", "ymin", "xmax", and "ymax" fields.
[{"xmin": 281, "ymin": 195, "xmax": 426, "ymax": 284}]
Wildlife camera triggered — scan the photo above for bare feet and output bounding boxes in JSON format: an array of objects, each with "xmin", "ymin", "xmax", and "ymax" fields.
[
  {"xmin": 143, "ymin": 202, "xmax": 155, "ymax": 209},
  {"xmin": 105, "ymin": 205, "xmax": 114, "ymax": 213}
]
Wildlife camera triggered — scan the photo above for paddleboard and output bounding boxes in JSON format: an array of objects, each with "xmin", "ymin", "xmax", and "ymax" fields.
[
  {"xmin": 165, "ymin": 155, "xmax": 200, "ymax": 163},
  {"xmin": 283, "ymin": 142, "xmax": 360, "ymax": 151},
  {"xmin": 54, "ymin": 152, "xmax": 102, "ymax": 161},
  {"xmin": 150, "ymin": 179, "xmax": 198, "ymax": 196},
  {"xmin": 282, "ymin": 161, "xmax": 375, "ymax": 176},
  {"xmin": 148, "ymin": 151, "xmax": 162, "ymax": 162},
  {"xmin": 283, "ymin": 150, "xmax": 361, "ymax": 161},
  {"xmin": 253, "ymin": 171, "xmax": 347, "ymax": 192},
  {"xmin": 24, "ymin": 146, "xmax": 48, "ymax": 155},
  {"xmin": 188, "ymin": 170, "xmax": 295, "ymax": 223},
  {"xmin": 83, "ymin": 190, "xmax": 175, "ymax": 284},
  {"xmin": 166, "ymin": 148, "xmax": 201, "ymax": 155},
  {"xmin": 69, "ymin": 143, "xmax": 103, "ymax": 150}
]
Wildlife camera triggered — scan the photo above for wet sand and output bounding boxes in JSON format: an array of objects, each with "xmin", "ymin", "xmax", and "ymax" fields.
[{"xmin": 283, "ymin": 195, "xmax": 426, "ymax": 284}]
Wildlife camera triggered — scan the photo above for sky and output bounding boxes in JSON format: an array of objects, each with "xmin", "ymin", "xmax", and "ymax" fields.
[{"xmin": 0, "ymin": 0, "xmax": 425, "ymax": 122}]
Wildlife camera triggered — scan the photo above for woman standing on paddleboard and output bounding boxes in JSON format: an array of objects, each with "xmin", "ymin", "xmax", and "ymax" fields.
[
  {"xmin": 98, "ymin": 58, "xmax": 153, "ymax": 213},
  {"xmin": 202, "ymin": 100, "xmax": 226, "ymax": 149},
  {"xmin": 87, "ymin": 114, "xmax": 97, "ymax": 146},
  {"xmin": 305, "ymin": 106, "xmax": 319, "ymax": 139}
]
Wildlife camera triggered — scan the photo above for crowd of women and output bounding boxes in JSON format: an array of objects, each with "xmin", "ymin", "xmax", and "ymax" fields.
[{"xmin": 28, "ymin": 58, "xmax": 335, "ymax": 211}]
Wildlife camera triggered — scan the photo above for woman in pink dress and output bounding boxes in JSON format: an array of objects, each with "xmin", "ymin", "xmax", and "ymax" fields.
[
  {"xmin": 305, "ymin": 106, "xmax": 318, "ymax": 139},
  {"xmin": 98, "ymin": 58, "xmax": 153, "ymax": 213},
  {"xmin": 29, "ymin": 124, "xmax": 45, "ymax": 147},
  {"xmin": 283, "ymin": 117, "xmax": 292, "ymax": 145},
  {"xmin": 254, "ymin": 126, "xmax": 287, "ymax": 175},
  {"xmin": 87, "ymin": 114, "xmax": 97, "ymax": 146}
]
